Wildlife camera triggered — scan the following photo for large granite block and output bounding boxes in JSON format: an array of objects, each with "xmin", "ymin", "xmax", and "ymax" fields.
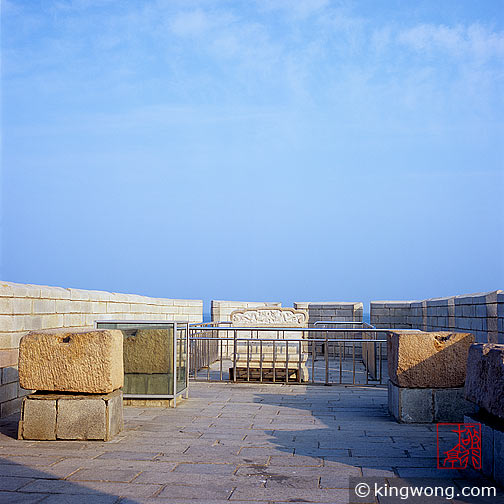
[
  {"xmin": 464, "ymin": 343, "xmax": 504, "ymax": 419},
  {"xmin": 19, "ymin": 329, "xmax": 123, "ymax": 393},
  {"xmin": 18, "ymin": 390, "xmax": 123, "ymax": 441},
  {"xmin": 19, "ymin": 398, "xmax": 57, "ymax": 440},
  {"xmin": 400, "ymin": 387, "xmax": 433, "ymax": 423},
  {"xmin": 388, "ymin": 381, "xmax": 433, "ymax": 423},
  {"xmin": 464, "ymin": 412, "xmax": 504, "ymax": 487},
  {"xmin": 494, "ymin": 428, "xmax": 504, "ymax": 486},
  {"xmin": 389, "ymin": 381, "xmax": 476, "ymax": 423},
  {"xmin": 388, "ymin": 331, "xmax": 474, "ymax": 388},
  {"xmin": 433, "ymin": 388, "xmax": 477, "ymax": 422}
]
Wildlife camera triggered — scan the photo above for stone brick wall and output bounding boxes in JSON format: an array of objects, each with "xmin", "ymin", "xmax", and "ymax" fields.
[
  {"xmin": 369, "ymin": 301, "xmax": 421, "ymax": 329},
  {"xmin": 370, "ymin": 290, "xmax": 503, "ymax": 344},
  {"xmin": 211, "ymin": 300, "xmax": 282, "ymax": 323},
  {"xmin": 0, "ymin": 281, "xmax": 203, "ymax": 417},
  {"xmin": 293, "ymin": 302, "xmax": 363, "ymax": 325}
]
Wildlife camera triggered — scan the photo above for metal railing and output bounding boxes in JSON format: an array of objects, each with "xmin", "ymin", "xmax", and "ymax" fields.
[
  {"xmin": 312, "ymin": 321, "xmax": 378, "ymax": 378},
  {"xmin": 188, "ymin": 325, "xmax": 388, "ymax": 386},
  {"xmin": 314, "ymin": 321, "xmax": 375, "ymax": 327}
]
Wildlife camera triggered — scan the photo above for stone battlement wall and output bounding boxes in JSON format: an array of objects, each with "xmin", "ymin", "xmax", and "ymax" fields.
[
  {"xmin": 370, "ymin": 290, "xmax": 503, "ymax": 344},
  {"xmin": 293, "ymin": 302, "xmax": 363, "ymax": 326},
  {"xmin": 0, "ymin": 281, "xmax": 203, "ymax": 418}
]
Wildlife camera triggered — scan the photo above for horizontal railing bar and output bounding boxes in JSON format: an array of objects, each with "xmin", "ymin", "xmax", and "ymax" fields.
[
  {"xmin": 189, "ymin": 337, "xmax": 387, "ymax": 343},
  {"xmin": 189, "ymin": 321, "xmax": 232, "ymax": 327},
  {"xmin": 314, "ymin": 321, "xmax": 375, "ymax": 328},
  {"xmin": 190, "ymin": 326, "xmax": 395, "ymax": 332}
]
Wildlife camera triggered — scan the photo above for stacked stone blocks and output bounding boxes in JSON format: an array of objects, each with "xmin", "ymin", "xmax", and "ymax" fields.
[
  {"xmin": 387, "ymin": 330, "xmax": 477, "ymax": 423},
  {"xmin": 18, "ymin": 328, "xmax": 124, "ymax": 441}
]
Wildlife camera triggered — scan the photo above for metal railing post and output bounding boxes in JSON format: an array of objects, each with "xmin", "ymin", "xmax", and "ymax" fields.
[
  {"xmin": 285, "ymin": 340, "xmax": 289, "ymax": 384},
  {"xmin": 185, "ymin": 323, "xmax": 189, "ymax": 398},
  {"xmin": 233, "ymin": 329, "xmax": 237, "ymax": 382},
  {"xmin": 206, "ymin": 338, "xmax": 210, "ymax": 381},
  {"xmin": 247, "ymin": 340, "xmax": 250, "ymax": 382},
  {"xmin": 339, "ymin": 342, "xmax": 342, "ymax": 384},
  {"xmin": 219, "ymin": 338, "xmax": 223, "ymax": 381},
  {"xmin": 324, "ymin": 330, "xmax": 329, "ymax": 385},
  {"xmin": 352, "ymin": 342, "xmax": 356, "ymax": 385},
  {"xmin": 273, "ymin": 340, "xmax": 276, "ymax": 383},
  {"xmin": 311, "ymin": 333, "xmax": 315, "ymax": 384},
  {"xmin": 298, "ymin": 340, "xmax": 302, "ymax": 384},
  {"xmin": 260, "ymin": 340, "xmax": 263, "ymax": 383}
]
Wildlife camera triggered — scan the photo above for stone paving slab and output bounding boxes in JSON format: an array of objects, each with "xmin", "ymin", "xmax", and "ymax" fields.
[{"xmin": 0, "ymin": 381, "xmax": 502, "ymax": 503}]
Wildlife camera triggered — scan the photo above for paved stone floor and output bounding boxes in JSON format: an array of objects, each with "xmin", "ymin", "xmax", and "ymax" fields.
[{"xmin": 0, "ymin": 382, "xmax": 502, "ymax": 503}]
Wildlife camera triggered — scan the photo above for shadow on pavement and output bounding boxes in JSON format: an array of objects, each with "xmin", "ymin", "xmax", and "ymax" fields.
[{"xmin": 251, "ymin": 387, "xmax": 503, "ymax": 504}]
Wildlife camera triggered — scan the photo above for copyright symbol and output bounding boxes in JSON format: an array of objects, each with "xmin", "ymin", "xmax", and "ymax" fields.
[{"xmin": 355, "ymin": 482, "xmax": 371, "ymax": 498}]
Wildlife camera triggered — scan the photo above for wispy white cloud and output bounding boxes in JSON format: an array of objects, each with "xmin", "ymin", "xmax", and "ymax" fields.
[
  {"xmin": 397, "ymin": 23, "xmax": 504, "ymax": 62},
  {"xmin": 169, "ymin": 9, "xmax": 236, "ymax": 37},
  {"xmin": 3, "ymin": 1, "xmax": 503, "ymax": 132},
  {"xmin": 257, "ymin": 0, "xmax": 330, "ymax": 19}
]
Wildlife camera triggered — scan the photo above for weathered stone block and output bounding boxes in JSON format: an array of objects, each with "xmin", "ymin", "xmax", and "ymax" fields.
[
  {"xmin": 464, "ymin": 412, "xmax": 504, "ymax": 486},
  {"xmin": 18, "ymin": 397, "xmax": 57, "ymax": 440},
  {"xmin": 464, "ymin": 343, "xmax": 504, "ymax": 419},
  {"xmin": 107, "ymin": 389, "xmax": 124, "ymax": 436},
  {"xmin": 388, "ymin": 331, "xmax": 474, "ymax": 388},
  {"xmin": 389, "ymin": 381, "xmax": 475, "ymax": 423},
  {"xmin": 399, "ymin": 387, "xmax": 433, "ymax": 423},
  {"xmin": 480, "ymin": 418, "xmax": 494, "ymax": 478},
  {"xmin": 433, "ymin": 388, "xmax": 477, "ymax": 422},
  {"xmin": 494, "ymin": 428, "xmax": 504, "ymax": 486},
  {"xmin": 19, "ymin": 329, "xmax": 123, "ymax": 393},
  {"xmin": 18, "ymin": 390, "xmax": 123, "ymax": 441},
  {"xmin": 57, "ymin": 397, "xmax": 106, "ymax": 440}
]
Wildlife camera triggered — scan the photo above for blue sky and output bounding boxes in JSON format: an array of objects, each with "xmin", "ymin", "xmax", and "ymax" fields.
[{"xmin": 1, "ymin": 0, "xmax": 503, "ymax": 312}]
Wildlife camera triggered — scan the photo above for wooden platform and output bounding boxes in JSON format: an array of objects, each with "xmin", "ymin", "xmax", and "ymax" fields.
[{"xmin": 229, "ymin": 366, "xmax": 304, "ymax": 382}]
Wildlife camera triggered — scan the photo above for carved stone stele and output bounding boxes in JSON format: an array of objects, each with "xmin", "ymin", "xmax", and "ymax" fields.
[
  {"xmin": 229, "ymin": 307, "xmax": 309, "ymax": 381},
  {"xmin": 230, "ymin": 307, "xmax": 308, "ymax": 327}
]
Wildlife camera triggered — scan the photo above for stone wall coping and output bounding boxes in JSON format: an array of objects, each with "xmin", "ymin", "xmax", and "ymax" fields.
[
  {"xmin": 294, "ymin": 301, "xmax": 362, "ymax": 306},
  {"xmin": 0, "ymin": 281, "xmax": 202, "ymax": 306},
  {"xmin": 454, "ymin": 290, "xmax": 502, "ymax": 305},
  {"xmin": 212, "ymin": 300, "xmax": 281, "ymax": 306},
  {"xmin": 371, "ymin": 301, "xmax": 417, "ymax": 308},
  {"xmin": 372, "ymin": 291, "xmax": 503, "ymax": 308}
]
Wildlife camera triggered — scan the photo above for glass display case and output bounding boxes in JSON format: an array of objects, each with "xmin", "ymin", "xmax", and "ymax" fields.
[{"xmin": 96, "ymin": 321, "xmax": 188, "ymax": 406}]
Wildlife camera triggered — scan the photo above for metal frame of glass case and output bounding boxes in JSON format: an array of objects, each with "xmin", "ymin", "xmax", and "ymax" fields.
[{"xmin": 95, "ymin": 320, "xmax": 189, "ymax": 406}]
